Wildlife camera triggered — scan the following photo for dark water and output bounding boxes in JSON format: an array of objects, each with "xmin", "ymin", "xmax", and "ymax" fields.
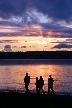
[{"xmin": 0, "ymin": 59, "xmax": 72, "ymax": 95}]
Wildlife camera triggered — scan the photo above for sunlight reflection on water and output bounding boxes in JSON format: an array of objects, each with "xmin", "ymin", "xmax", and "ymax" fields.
[{"xmin": 0, "ymin": 59, "xmax": 72, "ymax": 94}]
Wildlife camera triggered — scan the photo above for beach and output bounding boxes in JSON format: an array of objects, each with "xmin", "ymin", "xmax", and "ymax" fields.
[{"xmin": 0, "ymin": 92, "xmax": 72, "ymax": 108}]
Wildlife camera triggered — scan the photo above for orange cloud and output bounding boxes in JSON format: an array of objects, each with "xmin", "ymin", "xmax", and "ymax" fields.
[
  {"xmin": 43, "ymin": 31, "xmax": 70, "ymax": 38},
  {"xmin": 0, "ymin": 26, "xmax": 70, "ymax": 38}
]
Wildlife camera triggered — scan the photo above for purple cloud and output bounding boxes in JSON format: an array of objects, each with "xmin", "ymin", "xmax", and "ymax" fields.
[
  {"xmin": 21, "ymin": 46, "xmax": 26, "ymax": 48},
  {"xmin": 53, "ymin": 43, "xmax": 72, "ymax": 49}
]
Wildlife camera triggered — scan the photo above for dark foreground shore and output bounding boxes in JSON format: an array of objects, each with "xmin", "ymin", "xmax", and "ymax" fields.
[{"xmin": 0, "ymin": 92, "xmax": 72, "ymax": 108}]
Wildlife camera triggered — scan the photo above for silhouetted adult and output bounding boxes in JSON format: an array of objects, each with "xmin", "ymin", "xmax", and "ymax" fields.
[
  {"xmin": 24, "ymin": 73, "xmax": 30, "ymax": 93},
  {"xmin": 35, "ymin": 77, "xmax": 39, "ymax": 93},
  {"xmin": 48, "ymin": 75, "xmax": 54, "ymax": 95},
  {"xmin": 39, "ymin": 76, "xmax": 44, "ymax": 94}
]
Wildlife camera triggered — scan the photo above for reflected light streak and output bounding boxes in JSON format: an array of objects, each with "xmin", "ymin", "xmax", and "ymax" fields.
[{"xmin": 0, "ymin": 62, "xmax": 70, "ymax": 92}]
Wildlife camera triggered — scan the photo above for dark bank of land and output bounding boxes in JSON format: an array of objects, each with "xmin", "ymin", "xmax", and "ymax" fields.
[
  {"xmin": 0, "ymin": 51, "xmax": 72, "ymax": 59},
  {"xmin": 0, "ymin": 92, "xmax": 72, "ymax": 107}
]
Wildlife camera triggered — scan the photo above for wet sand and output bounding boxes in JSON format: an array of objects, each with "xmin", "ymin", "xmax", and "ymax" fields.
[{"xmin": 0, "ymin": 92, "xmax": 72, "ymax": 108}]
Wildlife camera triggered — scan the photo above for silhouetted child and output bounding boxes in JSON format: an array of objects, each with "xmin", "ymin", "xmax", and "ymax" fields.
[
  {"xmin": 48, "ymin": 75, "xmax": 54, "ymax": 95},
  {"xmin": 24, "ymin": 73, "xmax": 30, "ymax": 93},
  {"xmin": 39, "ymin": 76, "xmax": 44, "ymax": 94}
]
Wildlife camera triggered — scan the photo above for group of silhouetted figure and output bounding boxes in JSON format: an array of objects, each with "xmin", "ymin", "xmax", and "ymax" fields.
[{"xmin": 24, "ymin": 73, "xmax": 54, "ymax": 95}]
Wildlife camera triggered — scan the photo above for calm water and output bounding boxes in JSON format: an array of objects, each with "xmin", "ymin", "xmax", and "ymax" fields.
[{"xmin": 0, "ymin": 59, "xmax": 72, "ymax": 95}]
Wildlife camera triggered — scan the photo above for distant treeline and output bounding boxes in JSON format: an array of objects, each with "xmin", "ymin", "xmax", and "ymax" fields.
[{"xmin": 0, "ymin": 51, "xmax": 72, "ymax": 59}]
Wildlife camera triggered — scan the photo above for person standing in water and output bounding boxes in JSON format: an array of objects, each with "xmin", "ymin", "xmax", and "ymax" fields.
[
  {"xmin": 39, "ymin": 76, "xmax": 44, "ymax": 94},
  {"xmin": 35, "ymin": 77, "xmax": 39, "ymax": 93},
  {"xmin": 48, "ymin": 75, "xmax": 54, "ymax": 95},
  {"xmin": 24, "ymin": 73, "xmax": 30, "ymax": 93}
]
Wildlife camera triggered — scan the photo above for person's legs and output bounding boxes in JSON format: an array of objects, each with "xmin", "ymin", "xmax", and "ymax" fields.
[
  {"xmin": 51, "ymin": 86, "xmax": 54, "ymax": 94},
  {"xmin": 36, "ymin": 86, "xmax": 38, "ymax": 93},
  {"xmin": 42, "ymin": 87, "xmax": 44, "ymax": 94},
  {"xmin": 48, "ymin": 87, "xmax": 50, "ymax": 95},
  {"xmin": 25, "ymin": 84, "xmax": 28, "ymax": 93},
  {"xmin": 39, "ymin": 86, "xmax": 42, "ymax": 94}
]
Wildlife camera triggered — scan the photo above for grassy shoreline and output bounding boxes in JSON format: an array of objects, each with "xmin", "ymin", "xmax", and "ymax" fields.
[{"xmin": 0, "ymin": 92, "xmax": 72, "ymax": 107}]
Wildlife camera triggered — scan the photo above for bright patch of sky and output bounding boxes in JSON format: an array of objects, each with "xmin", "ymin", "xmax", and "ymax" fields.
[
  {"xmin": 30, "ymin": 24, "xmax": 42, "ymax": 28},
  {"xmin": 27, "ymin": 9, "xmax": 52, "ymax": 23},
  {"xmin": 62, "ymin": 24, "xmax": 72, "ymax": 28},
  {"xmin": 11, "ymin": 16, "xmax": 23, "ymax": 23},
  {"xmin": 57, "ymin": 21, "xmax": 72, "ymax": 28},
  {"xmin": 0, "ymin": 29, "xmax": 15, "ymax": 33},
  {"xmin": 0, "ymin": 18, "xmax": 11, "ymax": 22},
  {"xmin": 0, "ymin": 28, "xmax": 18, "ymax": 33},
  {"xmin": 0, "ymin": 26, "xmax": 17, "ymax": 28},
  {"xmin": 0, "ymin": 16, "xmax": 22, "ymax": 23}
]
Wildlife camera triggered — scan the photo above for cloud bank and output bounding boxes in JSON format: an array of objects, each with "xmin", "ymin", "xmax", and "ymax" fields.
[
  {"xmin": 0, "ymin": 0, "xmax": 72, "ymax": 23},
  {"xmin": 0, "ymin": 0, "xmax": 72, "ymax": 38}
]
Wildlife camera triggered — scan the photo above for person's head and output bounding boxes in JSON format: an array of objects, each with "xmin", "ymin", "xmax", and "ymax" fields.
[
  {"xmin": 49, "ymin": 75, "xmax": 51, "ymax": 78},
  {"xmin": 26, "ymin": 73, "xmax": 28, "ymax": 76},
  {"xmin": 40, "ymin": 76, "xmax": 42, "ymax": 79},
  {"xmin": 36, "ymin": 77, "xmax": 38, "ymax": 80}
]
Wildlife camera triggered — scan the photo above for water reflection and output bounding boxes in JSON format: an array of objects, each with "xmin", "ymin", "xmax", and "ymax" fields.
[{"xmin": 0, "ymin": 63, "xmax": 72, "ymax": 93}]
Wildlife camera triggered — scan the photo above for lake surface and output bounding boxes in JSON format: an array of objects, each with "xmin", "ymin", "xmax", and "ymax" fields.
[{"xmin": 0, "ymin": 59, "xmax": 72, "ymax": 95}]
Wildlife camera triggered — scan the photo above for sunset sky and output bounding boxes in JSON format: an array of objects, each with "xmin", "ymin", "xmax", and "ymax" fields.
[{"xmin": 0, "ymin": 0, "xmax": 72, "ymax": 52}]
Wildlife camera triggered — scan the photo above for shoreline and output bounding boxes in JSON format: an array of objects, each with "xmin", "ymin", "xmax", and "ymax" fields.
[
  {"xmin": 0, "ymin": 89, "xmax": 72, "ymax": 96},
  {"xmin": 0, "ymin": 92, "xmax": 72, "ymax": 107}
]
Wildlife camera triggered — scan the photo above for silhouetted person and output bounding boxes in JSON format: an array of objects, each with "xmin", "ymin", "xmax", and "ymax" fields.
[
  {"xmin": 39, "ymin": 76, "xmax": 44, "ymax": 94},
  {"xmin": 48, "ymin": 75, "xmax": 54, "ymax": 95},
  {"xmin": 24, "ymin": 73, "xmax": 30, "ymax": 93},
  {"xmin": 35, "ymin": 77, "xmax": 39, "ymax": 93}
]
